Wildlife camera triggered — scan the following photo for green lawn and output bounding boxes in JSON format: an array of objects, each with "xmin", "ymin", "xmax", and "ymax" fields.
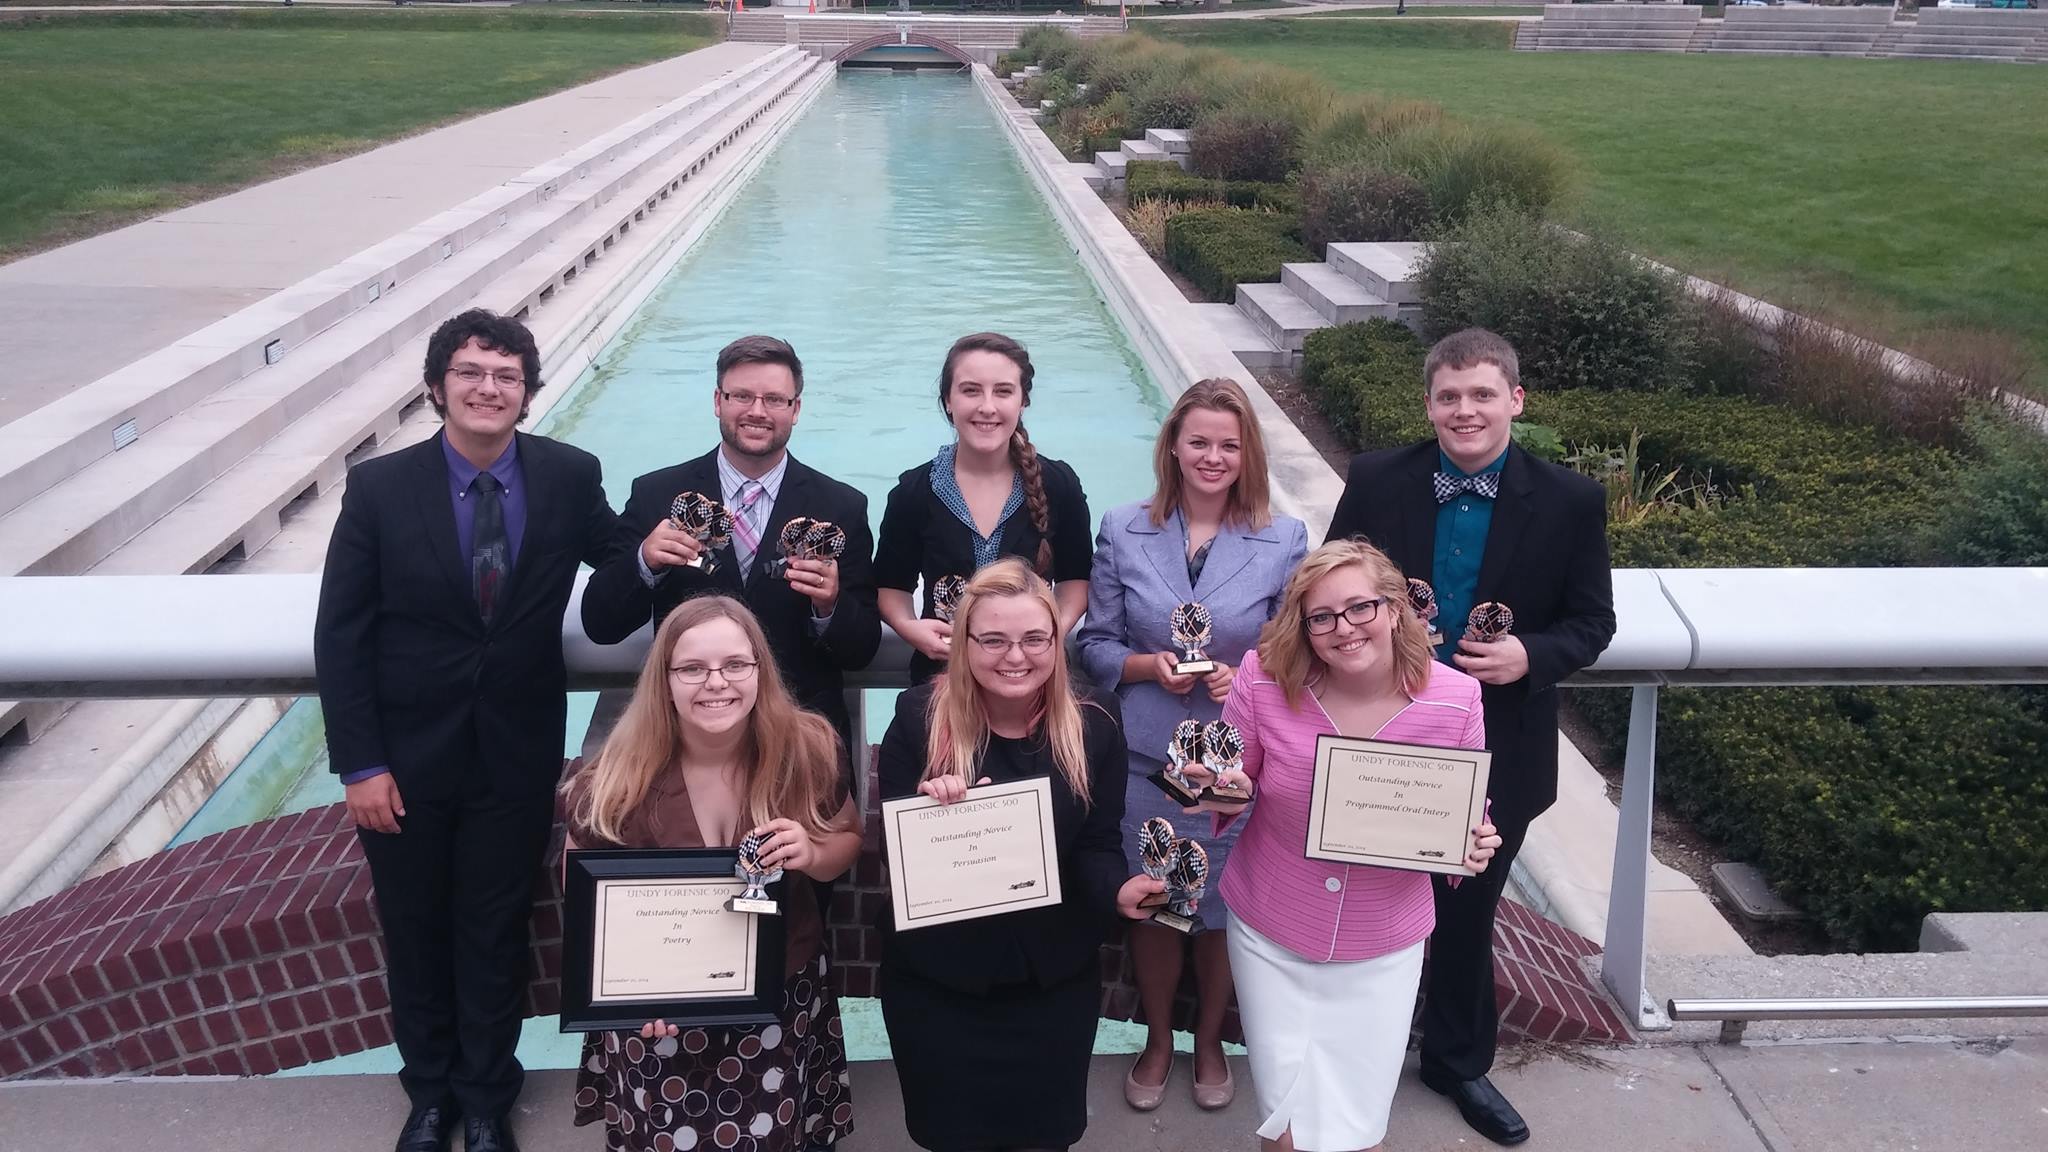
[
  {"xmin": 1150, "ymin": 20, "xmax": 2048, "ymax": 370},
  {"xmin": 0, "ymin": 10, "xmax": 714, "ymax": 260},
  {"xmin": 1295, "ymin": 5, "xmax": 1545, "ymax": 16}
]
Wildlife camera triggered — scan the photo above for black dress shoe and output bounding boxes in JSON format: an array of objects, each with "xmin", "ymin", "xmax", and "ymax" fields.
[
  {"xmin": 463, "ymin": 1116, "xmax": 522, "ymax": 1152},
  {"xmin": 1420, "ymin": 1071, "xmax": 1530, "ymax": 1146},
  {"xmin": 394, "ymin": 1102, "xmax": 458, "ymax": 1152}
]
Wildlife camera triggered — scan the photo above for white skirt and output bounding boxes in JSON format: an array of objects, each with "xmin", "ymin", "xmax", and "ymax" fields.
[{"xmin": 1226, "ymin": 909, "xmax": 1426, "ymax": 1151}]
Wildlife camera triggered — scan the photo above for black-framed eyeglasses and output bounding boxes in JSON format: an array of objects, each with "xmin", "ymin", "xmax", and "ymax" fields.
[
  {"xmin": 1303, "ymin": 598, "xmax": 1386, "ymax": 636},
  {"xmin": 447, "ymin": 365, "xmax": 526, "ymax": 388},
  {"xmin": 718, "ymin": 388, "xmax": 797, "ymax": 412},
  {"xmin": 967, "ymin": 632, "xmax": 1055, "ymax": 657},
  {"xmin": 668, "ymin": 659, "xmax": 759, "ymax": 684}
]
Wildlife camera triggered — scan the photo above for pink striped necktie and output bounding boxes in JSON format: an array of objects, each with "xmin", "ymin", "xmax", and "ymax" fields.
[{"xmin": 731, "ymin": 480, "xmax": 766, "ymax": 572}]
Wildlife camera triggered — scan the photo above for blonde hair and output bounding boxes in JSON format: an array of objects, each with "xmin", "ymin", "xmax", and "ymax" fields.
[
  {"xmin": 1148, "ymin": 377, "xmax": 1273, "ymax": 532},
  {"xmin": 1256, "ymin": 539, "xmax": 1434, "ymax": 710},
  {"xmin": 923, "ymin": 559, "xmax": 1094, "ymax": 807},
  {"xmin": 565, "ymin": 597, "xmax": 849, "ymax": 846}
]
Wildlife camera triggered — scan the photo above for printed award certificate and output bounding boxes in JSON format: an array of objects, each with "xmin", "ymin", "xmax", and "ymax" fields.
[
  {"xmin": 882, "ymin": 776, "xmax": 1062, "ymax": 930},
  {"xmin": 1304, "ymin": 736, "xmax": 1491, "ymax": 876}
]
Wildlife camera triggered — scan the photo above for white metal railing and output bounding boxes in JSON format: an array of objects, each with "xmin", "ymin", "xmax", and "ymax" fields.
[
  {"xmin": 3, "ymin": 567, "xmax": 2047, "ymax": 1027},
  {"xmin": 1668, "ymin": 996, "xmax": 2048, "ymax": 1044}
]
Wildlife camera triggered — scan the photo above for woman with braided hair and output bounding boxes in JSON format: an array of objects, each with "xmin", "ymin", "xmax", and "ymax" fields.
[{"xmin": 877, "ymin": 332, "xmax": 1095, "ymax": 684}]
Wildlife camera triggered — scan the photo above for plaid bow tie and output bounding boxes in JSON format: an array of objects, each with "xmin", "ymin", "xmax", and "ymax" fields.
[{"xmin": 1434, "ymin": 471, "xmax": 1500, "ymax": 504}]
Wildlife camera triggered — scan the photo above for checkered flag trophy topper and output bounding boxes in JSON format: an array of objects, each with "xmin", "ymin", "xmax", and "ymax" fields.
[{"xmin": 668, "ymin": 492, "xmax": 735, "ymax": 576}]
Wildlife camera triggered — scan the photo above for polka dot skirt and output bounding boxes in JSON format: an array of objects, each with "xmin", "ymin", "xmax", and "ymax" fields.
[{"xmin": 573, "ymin": 954, "xmax": 854, "ymax": 1152}]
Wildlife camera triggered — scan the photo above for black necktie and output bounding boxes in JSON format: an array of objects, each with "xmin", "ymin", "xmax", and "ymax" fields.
[{"xmin": 471, "ymin": 473, "xmax": 509, "ymax": 624}]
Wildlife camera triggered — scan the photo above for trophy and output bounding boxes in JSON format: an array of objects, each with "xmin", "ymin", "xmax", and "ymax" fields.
[
  {"xmin": 1197, "ymin": 720, "xmax": 1250, "ymax": 808},
  {"xmin": 1132, "ymin": 817, "xmax": 1207, "ymax": 934},
  {"xmin": 931, "ymin": 574, "xmax": 967, "ymax": 649},
  {"xmin": 727, "ymin": 830, "xmax": 784, "ymax": 915},
  {"xmin": 1466, "ymin": 601, "xmax": 1516, "ymax": 644},
  {"xmin": 1168, "ymin": 602, "xmax": 1217, "ymax": 677},
  {"xmin": 1146, "ymin": 719, "xmax": 1206, "ymax": 807},
  {"xmin": 1408, "ymin": 578, "xmax": 1443, "ymax": 647},
  {"xmin": 765, "ymin": 517, "xmax": 848, "ymax": 579},
  {"xmin": 669, "ymin": 492, "xmax": 736, "ymax": 576}
]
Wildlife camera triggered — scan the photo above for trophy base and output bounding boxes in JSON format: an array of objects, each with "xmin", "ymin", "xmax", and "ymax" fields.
[
  {"xmin": 1199, "ymin": 785, "xmax": 1250, "ymax": 809},
  {"xmin": 1146, "ymin": 771, "xmax": 1203, "ymax": 808},
  {"xmin": 727, "ymin": 896, "xmax": 781, "ymax": 915},
  {"xmin": 1172, "ymin": 658, "xmax": 1217, "ymax": 677},
  {"xmin": 1149, "ymin": 909, "xmax": 1199, "ymax": 935}
]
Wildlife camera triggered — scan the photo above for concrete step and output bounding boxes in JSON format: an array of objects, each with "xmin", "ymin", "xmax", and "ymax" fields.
[
  {"xmin": 1071, "ymin": 162, "xmax": 1108, "ymax": 193},
  {"xmin": 1192, "ymin": 303, "xmax": 1287, "ymax": 371},
  {"xmin": 1280, "ymin": 262, "xmax": 1399, "ymax": 326},
  {"xmin": 1326, "ymin": 241, "xmax": 1427, "ymax": 305},
  {"xmin": 1144, "ymin": 127, "xmax": 1191, "ymax": 155},
  {"xmin": 0, "ymin": 48, "xmax": 817, "ymax": 581},
  {"xmin": 1120, "ymin": 138, "xmax": 1169, "ymax": 164},
  {"xmin": 1095, "ymin": 150, "xmax": 1128, "ymax": 188},
  {"xmin": 1235, "ymin": 281, "xmax": 1329, "ymax": 354}
]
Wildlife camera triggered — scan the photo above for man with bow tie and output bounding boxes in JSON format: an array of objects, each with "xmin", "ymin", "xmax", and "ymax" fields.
[{"xmin": 1325, "ymin": 327, "xmax": 1615, "ymax": 1146}]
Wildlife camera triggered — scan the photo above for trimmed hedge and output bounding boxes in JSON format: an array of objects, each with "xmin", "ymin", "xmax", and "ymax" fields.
[
  {"xmin": 1163, "ymin": 207, "xmax": 1309, "ymax": 304},
  {"xmin": 1125, "ymin": 161, "xmax": 1299, "ymax": 214}
]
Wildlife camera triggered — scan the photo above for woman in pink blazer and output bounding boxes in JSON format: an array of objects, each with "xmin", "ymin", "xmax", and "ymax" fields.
[{"xmin": 1191, "ymin": 539, "xmax": 1503, "ymax": 1152}]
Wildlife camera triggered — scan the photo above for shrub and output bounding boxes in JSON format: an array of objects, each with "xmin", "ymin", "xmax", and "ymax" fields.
[
  {"xmin": 1298, "ymin": 164, "xmax": 1430, "ymax": 255},
  {"xmin": 1189, "ymin": 106, "xmax": 1302, "ymax": 183},
  {"xmin": 1125, "ymin": 195, "xmax": 1223, "ymax": 258},
  {"xmin": 1130, "ymin": 77, "xmax": 1211, "ymax": 131},
  {"xmin": 1163, "ymin": 207, "xmax": 1309, "ymax": 304},
  {"xmin": 1686, "ymin": 288, "xmax": 1774, "ymax": 398},
  {"xmin": 1018, "ymin": 25, "xmax": 1078, "ymax": 71},
  {"xmin": 1925, "ymin": 406, "xmax": 2048, "ymax": 567},
  {"xmin": 1126, "ymin": 161, "xmax": 1298, "ymax": 214},
  {"xmin": 1300, "ymin": 320, "xmax": 1427, "ymax": 446},
  {"xmin": 1419, "ymin": 204, "xmax": 1696, "ymax": 393},
  {"xmin": 1053, "ymin": 92, "xmax": 1135, "ymax": 159},
  {"xmin": 1767, "ymin": 311, "xmax": 1973, "ymax": 448}
]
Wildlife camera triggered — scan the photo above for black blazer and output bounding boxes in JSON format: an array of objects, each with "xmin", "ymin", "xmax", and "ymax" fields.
[
  {"xmin": 875, "ymin": 682, "xmax": 1128, "ymax": 996},
  {"xmin": 1326, "ymin": 441, "xmax": 1615, "ymax": 825},
  {"xmin": 314, "ymin": 431, "xmax": 620, "ymax": 801},
  {"xmin": 579, "ymin": 449, "xmax": 882, "ymax": 741}
]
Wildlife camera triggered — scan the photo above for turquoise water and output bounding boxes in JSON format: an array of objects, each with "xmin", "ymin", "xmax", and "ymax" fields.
[{"xmin": 203, "ymin": 69, "xmax": 1192, "ymax": 1071}]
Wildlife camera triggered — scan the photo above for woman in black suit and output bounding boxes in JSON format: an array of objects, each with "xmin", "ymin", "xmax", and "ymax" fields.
[
  {"xmin": 875, "ymin": 332, "xmax": 1094, "ymax": 684},
  {"xmin": 876, "ymin": 558, "xmax": 1157, "ymax": 1152}
]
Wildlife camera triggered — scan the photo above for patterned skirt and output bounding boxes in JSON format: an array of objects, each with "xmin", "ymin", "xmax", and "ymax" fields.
[{"xmin": 572, "ymin": 953, "xmax": 855, "ymax": 1152}]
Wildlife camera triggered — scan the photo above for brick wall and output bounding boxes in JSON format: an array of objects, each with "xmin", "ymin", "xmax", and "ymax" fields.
[{"xmin": 0, "ymin": 759, "xmax": 1622, "ymax": 1080}]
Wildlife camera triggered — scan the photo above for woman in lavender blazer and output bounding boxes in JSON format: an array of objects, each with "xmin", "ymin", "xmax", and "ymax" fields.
[{"xmin": 1075, "ymin": 378, "xmax": 1308, "ymax": 1114}]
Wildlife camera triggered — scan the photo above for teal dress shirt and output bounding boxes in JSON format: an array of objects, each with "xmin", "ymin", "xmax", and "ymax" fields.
[{"xmin": 1431, "ymin": 447, "xmax": 1507, "ymax": 662}]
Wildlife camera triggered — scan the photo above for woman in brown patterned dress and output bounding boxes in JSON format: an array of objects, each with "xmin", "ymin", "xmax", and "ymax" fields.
[{"xmin": 561, "ymin": 596, "xmax": 862, "ymax": 1152}]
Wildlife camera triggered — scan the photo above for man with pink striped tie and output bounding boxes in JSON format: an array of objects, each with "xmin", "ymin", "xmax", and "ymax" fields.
[{"xmin": 580, "ymin": 335, "xmax": 883, "ymax": 775}]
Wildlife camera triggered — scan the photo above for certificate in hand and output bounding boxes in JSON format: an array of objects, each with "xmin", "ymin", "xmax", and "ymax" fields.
[
  {"xmin": 882, "ymin": 776, "xmax": 1062, "ymax": 930},
  {"xmin": 1304, "ymin": 736, "xmax": 1491, "ymax": 877},
  {"xmin": 559, "ymin": 848, "xmax": 785, "ymax": 1032}
]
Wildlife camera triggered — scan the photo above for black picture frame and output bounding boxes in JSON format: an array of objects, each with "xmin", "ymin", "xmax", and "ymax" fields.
[{"xmin": 559, "ymin": 847, "xmax": 785, "ymax": 1033}]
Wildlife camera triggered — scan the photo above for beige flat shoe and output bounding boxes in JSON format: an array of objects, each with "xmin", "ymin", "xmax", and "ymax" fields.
[
  {"xmin": 1124, "ymin": 1057, "xmax": 1171, "ymax": 1112},
  {"xmin": 1192, "ymin": 1063, "xmax": 1235, "ymax": 1111}
]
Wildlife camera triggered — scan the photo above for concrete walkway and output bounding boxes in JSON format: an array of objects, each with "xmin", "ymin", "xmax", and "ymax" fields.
[
  {"xmin": 3, "ymin": 1039, "xmax": 2042, "ymax": 1150},
  {"xmin": 0, "ymin": 39, "xmax": 773, "ymax": 428}
]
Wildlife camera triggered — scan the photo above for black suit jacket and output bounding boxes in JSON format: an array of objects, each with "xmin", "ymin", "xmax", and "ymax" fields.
[
  {"xmin": 1326, "ymin": 441, "xmax": 1615, "ymax": 825},
  {"xmin": 579, "ymin": 449, "xmax": 883, "ymax": 741},
  {"xmin": 875, "ymin": 683, "xmax": 1129, "ymax": 996},
  {"xmin": 314, "ymin": 431, "xmax": 620, "ymax": 801}
]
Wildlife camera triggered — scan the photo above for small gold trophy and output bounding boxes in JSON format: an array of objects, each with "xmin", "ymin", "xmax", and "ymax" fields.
[
  {"xmin": 727, "ymin": 831, "xmax": 783, "ymax": 915},
  {"xmin": 1466, "ymin": 601, "xmax": 1516, "ymax": 644},
  {"xmin": 931, "ymin": 574, "xmax": 967, "ymax": 650},
  {"xmin": 669, "ymin": 492, "xmax": 735, "ymax": 576},
  {"xmin": 1169, "ymin": 602, "xmax": 1217, "ymax": 677},
  {"xmin": 1408, "ymin": 578, "xmax": 1443, "ymax": 647},
  {"xmin": 1133, "ymin": 817, "xmax": 1207, "ymax": 934},
  {"xmin": 765, "ymin": 517, "xmax": 848, "ymax": 579},
  {"xmin": 1197, "ymin": 720, "xmax": 1250, "ymax": 809},
  {"xmin": 1147, "ymin": 719, "xmax": 1206, "ymax": 807}
]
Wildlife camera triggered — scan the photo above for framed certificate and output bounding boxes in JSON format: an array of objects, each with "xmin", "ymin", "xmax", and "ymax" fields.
[
  {"xmin": 881, "ymin": 776, "xmax": 1062, "ymax": 930},
  {"xmin": 559, "ymin": 848, "xmax": 784, "ymax": 1032},
  {"xmin": 1304, "ymin": 736, "xmax": 1491, "ymax": 876}
]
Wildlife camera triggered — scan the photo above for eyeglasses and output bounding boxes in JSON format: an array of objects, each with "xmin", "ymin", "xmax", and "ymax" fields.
[
  {"xmin": 1303, "ymin": 598, "xmax": 1386, "ymax": 636},
  {"xmin": 966, "ymin": 633, "xmax": 1055, "ymax": 657},
  {"xmin": 668, "ymin": 659, "xmax": 759, "ymax": 684},
  {"xmin": 446, "ymin": 365, "xmax": 526, "ymax": 388},
  {"xmin": 719, "ymin": 389, "xmax": 797, "ymax": 412}
]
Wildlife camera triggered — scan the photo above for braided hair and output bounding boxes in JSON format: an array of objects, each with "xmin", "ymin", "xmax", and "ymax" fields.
[{"xmin": 939, "ymin": 333, "xmax": 1054, "ymax": 577}]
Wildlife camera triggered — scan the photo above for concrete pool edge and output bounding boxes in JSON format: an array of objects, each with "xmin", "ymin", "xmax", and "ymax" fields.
[{"xmin": 969, "ymin": 64, "xmax": 1342, "ymax": 541}]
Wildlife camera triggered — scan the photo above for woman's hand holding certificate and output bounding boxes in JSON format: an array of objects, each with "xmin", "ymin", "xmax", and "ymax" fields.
[{"xmin": 883, "ymin": 777, "xmax": 1064, "ymax": 930}]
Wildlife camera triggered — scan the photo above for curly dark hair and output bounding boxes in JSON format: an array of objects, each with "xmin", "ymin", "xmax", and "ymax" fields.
[{"xmin": 422, "ymin": 309, "xmax": 544, "ymax": 421}]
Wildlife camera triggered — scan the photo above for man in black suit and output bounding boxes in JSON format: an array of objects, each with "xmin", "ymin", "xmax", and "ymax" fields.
[
  {"xmin": 315, "ymin": 310, "xmax": 619, "ymax": 1152},
  {"xmin": 580, "ymin": 334, "xmax": 882, "ymax": 760},
  {"xmin": 1326, "ymin": 328, "xmax": 1614, "ymax": 1146}
]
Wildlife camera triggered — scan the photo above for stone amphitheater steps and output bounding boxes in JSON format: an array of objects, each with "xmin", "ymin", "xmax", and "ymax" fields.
[
  {"xmin": 1530, "ymin": 2, "xmax": 1699, "ymax": 52},
  {"xmin": 0, "ymin": 47, "xmax": 815, "ymax": 583}
]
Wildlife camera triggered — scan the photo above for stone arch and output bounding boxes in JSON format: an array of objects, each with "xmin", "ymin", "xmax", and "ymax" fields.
[{"xmin": 831, "ymin": 32, "xmax": 975, "ymax": 69}]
